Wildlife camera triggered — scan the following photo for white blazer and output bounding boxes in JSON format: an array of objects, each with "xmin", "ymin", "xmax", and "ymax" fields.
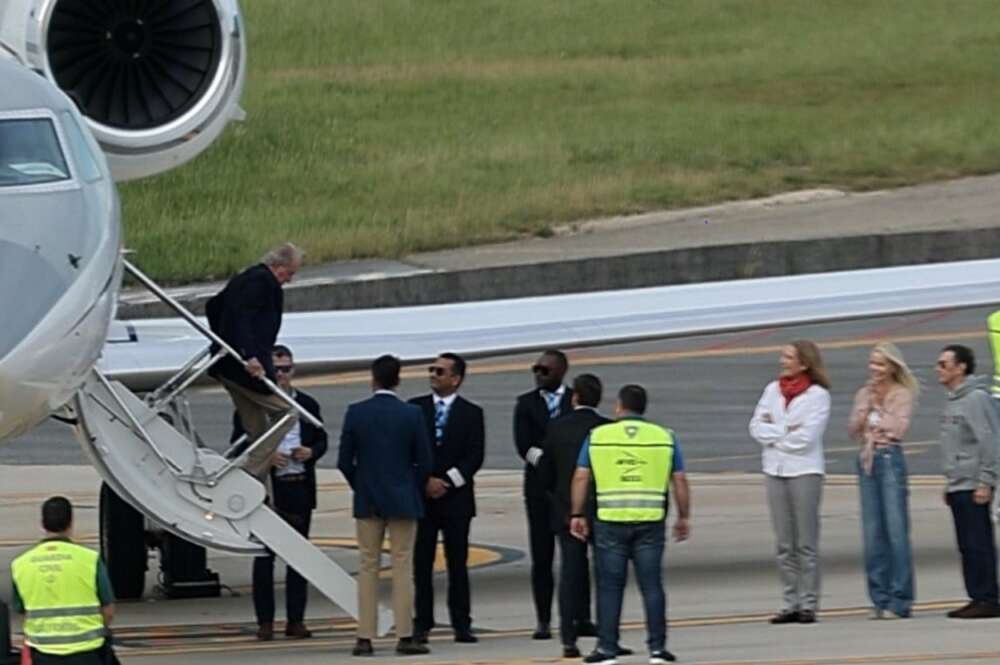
[{"xmin": 749, "ymin": 380, "xmax": 831, "ymax": 477}]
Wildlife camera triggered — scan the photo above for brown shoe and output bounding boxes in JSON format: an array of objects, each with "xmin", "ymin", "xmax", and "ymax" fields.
[
  {"xmin": 256, "ymin": 622, "xmax": 274, "ymax": 641},
  {"xmin": 285, "ymin": 622, "xmax": 312, "ymax": 639},
  {"xmin": 950, "ymin": 601, "xmax": 1000, "ymax": 619}
]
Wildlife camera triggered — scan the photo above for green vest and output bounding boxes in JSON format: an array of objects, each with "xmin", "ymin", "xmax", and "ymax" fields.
[
  {"xmin": 989, "ymin": 310, "xmax": 1000, "ymax": 398},
  {"xmin": 589, "ymin": 419, "xmax": 674, "ymax": 522},
  {"xmin": 11, "ymin": 540, "xmax": 105, "ymax": 656}
]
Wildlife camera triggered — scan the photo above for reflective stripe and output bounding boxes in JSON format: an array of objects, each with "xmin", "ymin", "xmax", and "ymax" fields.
[
  {"xmin": 598, "ymin": 489, "xmax": 665, "ymax": 496},
  {"xmin": 27, "ymin": 628, "xmax": 107, "ymax": 645},
  {"xmin": 598, "ymin": 499, "xmax": 667, "ymax": 509},
  {"xmin": 25, "ymin": 606, "xmax": 101, "ymax": 619}
]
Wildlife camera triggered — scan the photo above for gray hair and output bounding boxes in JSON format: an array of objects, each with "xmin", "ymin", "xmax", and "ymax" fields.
[{"xmin": 261, "ymin": 242, "xmax": 304, "ymax": 268}]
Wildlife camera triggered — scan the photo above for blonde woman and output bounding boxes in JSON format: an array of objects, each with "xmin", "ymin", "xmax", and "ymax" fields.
[
  {"xmin": 848, "ymin": 342, "xmax": 918, "ymax": 619},
  {"xmin": 750, "ymin": 341, "xmax": 832, "ymax": 624}
]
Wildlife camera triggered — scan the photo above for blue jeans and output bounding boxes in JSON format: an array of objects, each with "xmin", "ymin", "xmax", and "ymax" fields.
[
  {"xmin": 593, "ymin": 520, "xmax": 666, "ymax": 655},
  {"xmin": 948, "ymin": 490, "xmax": 999, "ymax": 604},
  {"xmin": 857, "ymin": 446, "xmax": 914, "ymax": 615}
]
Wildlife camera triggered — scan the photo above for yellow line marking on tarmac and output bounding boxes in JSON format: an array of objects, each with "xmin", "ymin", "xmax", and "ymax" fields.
[
  {"xmin": 58, "ymin": 600, "xmax": 970, "ymax": 658},
  {"xmin": 290, "ymin": 328, "xmax": 984, "ymax": 388}
]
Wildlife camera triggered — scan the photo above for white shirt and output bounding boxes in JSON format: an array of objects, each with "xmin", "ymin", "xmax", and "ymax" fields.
[
  {"xmin": 748, "ymin": 381, "xmax": 831, "ymax": 477},
  {"xmin": 433, "ymin": 391, "xmax": 458, "ymax": 411},
  {"xmin": 275, "ymin": 422, "xmax": 306, "ymax": 476}
]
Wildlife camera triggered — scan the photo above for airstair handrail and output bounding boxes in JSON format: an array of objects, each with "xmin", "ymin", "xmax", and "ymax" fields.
[{"xmin": 122, "ymin": 258, "xmax": 323, "ymax": 429}]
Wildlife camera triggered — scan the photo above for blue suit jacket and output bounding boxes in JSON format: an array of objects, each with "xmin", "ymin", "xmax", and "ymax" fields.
[{"xmin": 337, "ymin": 393, "xmax": 433, "ymax": 519}]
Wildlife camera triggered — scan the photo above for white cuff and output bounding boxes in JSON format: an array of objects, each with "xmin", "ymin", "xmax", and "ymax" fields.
[
  {"xmin": 526, "ymin": 446, "xmax": 544, "ymax": 466},
  {"xmin": 446, "ymin": 467, "xmax": 466, "ymax": 488}
]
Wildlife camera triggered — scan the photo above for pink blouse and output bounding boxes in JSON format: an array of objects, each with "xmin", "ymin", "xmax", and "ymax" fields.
[{"xmin": 848, "ymin": 383, "xmax": 914, "ymax": 446}]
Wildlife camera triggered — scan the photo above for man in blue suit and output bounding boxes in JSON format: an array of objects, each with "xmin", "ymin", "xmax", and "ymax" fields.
[{"xmin": 338, "ymin": 355, "xmax": 433, "ymax": 657}]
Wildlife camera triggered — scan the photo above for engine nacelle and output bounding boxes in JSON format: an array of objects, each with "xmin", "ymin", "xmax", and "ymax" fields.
[{"xmin": 0, "ymin": 0, "xmax": 245, "ymax": 181}]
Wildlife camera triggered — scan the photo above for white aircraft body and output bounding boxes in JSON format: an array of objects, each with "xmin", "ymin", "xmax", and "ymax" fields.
[{"xmin": 3, "ymin": 0, "xmax": 1000, "ymax": 637}]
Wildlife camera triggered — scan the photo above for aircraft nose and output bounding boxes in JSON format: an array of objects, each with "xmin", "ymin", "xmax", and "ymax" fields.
[{"xmin": 0, "ymin": 240, "xmax": 69, "ymax": 362}]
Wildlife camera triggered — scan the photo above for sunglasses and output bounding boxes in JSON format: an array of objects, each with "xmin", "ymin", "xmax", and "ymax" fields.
[
  {"xmin": 274, "ymin": 364, "xmax": 295, "ymax": 374},
  {"xmin": 428, "ymin": 366, "xmax": 448, "ymax": 377},
  {"xmin": 532, "ymin": 364, "xmax": 551, "ymax": 376}
]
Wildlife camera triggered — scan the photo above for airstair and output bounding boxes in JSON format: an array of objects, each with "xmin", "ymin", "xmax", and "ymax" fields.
[{"xmin": 70, "ymin": 259, "xmax": 392, "ymax": 634}]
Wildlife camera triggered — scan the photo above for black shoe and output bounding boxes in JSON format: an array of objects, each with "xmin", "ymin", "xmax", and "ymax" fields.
[
  {"xmin": 454, "ymin": 629, "xmax": 478, "ymax": 643},
  {"xmin": 576, "ymin": 620, "xmax": 598, "ymax": 637},
  {"xmin": 352, "ymin": 638, "xmax": 374, "ymax": 657},
  {"xmin": 798, "ymin": 610, "xmax": 817, "ymax": 624},
  {"xmin": 949, "ymin": 601, "xmax": 1000, "ymax": 619},
  {"xmin": 769, "ymin": 610, "xmax": 800, "ymax": 624},
  {"xmin": 649, "ymin": 651, "xmax": 677, "ymax": 664},
  {"xmin": 533, "ymin": 622, "xmax": 552, "ymax": 640},
  {"xmin": 616, "ymin": 646, "xmax": 634, "ymax": 656},
  {"xmin": 396, "ymin": 637, "xmax": 431, "ymax": 655},
  {"xmin": 563, "ymin": 645, "xmax": 582, "ymax": 658},
  {"xmin": 583, "ymin": 650, "xmax": 617, "ymax": 665},
  {"xmin": 256, "ymin": 622, "xmax": 273, "ymax": 641},
  {"xmin": 413, "ymin": 630, "xmax": 429, "ymax": 645}
]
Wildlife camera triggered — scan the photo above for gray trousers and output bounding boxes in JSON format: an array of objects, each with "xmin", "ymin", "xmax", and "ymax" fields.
[{"xmin": 765, "ymin": 473, "xmax": 823, "ymax": 612}]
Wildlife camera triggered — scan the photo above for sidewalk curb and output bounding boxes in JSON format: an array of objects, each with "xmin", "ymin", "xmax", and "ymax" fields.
[{"xmin": 117, "ymin": 226, "xmax": 1000, "ymax": 319}]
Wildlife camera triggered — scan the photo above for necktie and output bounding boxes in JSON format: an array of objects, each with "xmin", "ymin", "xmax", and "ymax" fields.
[
  {"xmin": 543, "ymin": 390, "xmax": 561, "ymax": 419},
  {"xmin": 435, "ymin": 399, "xmax": 448, "ymax": 444}
]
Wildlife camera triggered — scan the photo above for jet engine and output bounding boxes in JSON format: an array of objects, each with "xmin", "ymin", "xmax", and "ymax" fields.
[{"xmin": 0, "ymin": 0, "xmax": 245, "ymax": 181}]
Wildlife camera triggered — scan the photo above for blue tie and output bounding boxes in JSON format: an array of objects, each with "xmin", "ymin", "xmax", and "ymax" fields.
[
  {"xmin": 543, "ymin": 390, "xmax": 561, "ymax": 419},
  {"xmin": 435, "ymin": 399, "xmax": 448, "ymax": 444}
]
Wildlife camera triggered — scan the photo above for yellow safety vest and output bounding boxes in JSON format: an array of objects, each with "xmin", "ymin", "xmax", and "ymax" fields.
[
  {"xmin": 988, "ymin": 310, "xmax": 1000, "ymax": 398},
  {"xmin": 11, "ymin": 540, "xmax": 106, "ymax": 656},
  {"xmin": 589, "ymin": 419, "xmax": 674, "ymax": 522}
]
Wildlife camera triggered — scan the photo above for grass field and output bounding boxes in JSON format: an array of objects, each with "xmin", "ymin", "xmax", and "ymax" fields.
[{"xmin": 120, "ymin": 0, "xmax": 1000, "ymax": 282}]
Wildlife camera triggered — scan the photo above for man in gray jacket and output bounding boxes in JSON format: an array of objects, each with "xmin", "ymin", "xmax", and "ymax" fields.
[{"xmin": 936, "ymin": 344, "xmax": 1000, "ymax": 619}]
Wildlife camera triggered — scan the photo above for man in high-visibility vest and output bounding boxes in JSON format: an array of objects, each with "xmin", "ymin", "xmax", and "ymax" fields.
[
  {"xmin": 569, "ymin": 385, "xmax": 690, "ymax": 665},
  {"xmin": 10, "ymin": 497, "xmax": 115, "ymax": 664},
  {"xmin": 987, "ymin": 310, "xmax": 1000, "ymax": 523}
]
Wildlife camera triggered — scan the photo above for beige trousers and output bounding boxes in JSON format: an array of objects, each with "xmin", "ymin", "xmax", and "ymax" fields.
[
  {"xmin": 219, "ymin": 376, "xmax": 297, "ymax": 479},
  {"xmin": 355, "ymin": 518, "xmax": 417, "ymax": 639}
]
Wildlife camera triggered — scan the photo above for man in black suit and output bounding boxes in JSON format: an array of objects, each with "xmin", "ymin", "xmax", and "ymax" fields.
[
  {"xmin": 207, "ymin": 242, "xmax": 303, "ymax": 479},
  {"xmin": 338, "ymin": 355, "xmax": 433, "ymax": 657},
  {"xmin": 539, "ymin": 374, "xmax": 607, "ymax": 657},
  {"xmin": 410, "ymin": 353, "xmax": 485, "ymax": 644},
  {"xmin": 233, "ymin": 345, "xmax": 328, "ymax": 642},
  {"xmin": 513, "ymin": 349, "xmax": 573, "ymax": 639}
]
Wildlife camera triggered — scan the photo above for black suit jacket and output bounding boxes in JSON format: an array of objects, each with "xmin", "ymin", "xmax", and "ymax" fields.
[
  {"xmin": 513, "ymin": 387, "xmax": 574, "ymax": 498},
  {"xmin": 207, "ymin": 263, "xmax": 283, "ymax": 393},
  {"xmin": 231, "ymin": 389, "xmax": 328, "ymax": 509},
  {"xmin": 538, "ymin": 408, "xmax": 610, "ymax": 530},
  {"xmin": 409, "ymin": 394, "xmax": 485, "ymax": 519}
]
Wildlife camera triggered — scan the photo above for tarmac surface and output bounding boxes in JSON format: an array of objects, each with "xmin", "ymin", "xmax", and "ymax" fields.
[
  {"xmin": 4, "ymin": 304, "xmax": 995, "ymax": 473},
  {"xmin": 2, "ymin": 467, "xmax": 1000, "ymax": 665}
]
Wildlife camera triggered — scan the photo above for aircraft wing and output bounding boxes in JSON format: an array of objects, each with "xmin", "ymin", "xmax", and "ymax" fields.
[{"xmin": 102, "ymin": 258, "xmax": 1000, "ymax": 392}]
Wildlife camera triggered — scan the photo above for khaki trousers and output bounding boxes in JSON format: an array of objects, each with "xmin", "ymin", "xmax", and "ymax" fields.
[
  {"xmin": 219, "ymin": 376, "xmax": 297, "ymax": 479},
  {"xmin": 355, "ymin": 518, "xmax": 417, "ymax": 639}
]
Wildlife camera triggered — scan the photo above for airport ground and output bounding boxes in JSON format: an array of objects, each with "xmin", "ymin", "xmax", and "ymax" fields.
[{"xmin": 5, "ymin": 307, "xmax": 1000, "ymax": 663}]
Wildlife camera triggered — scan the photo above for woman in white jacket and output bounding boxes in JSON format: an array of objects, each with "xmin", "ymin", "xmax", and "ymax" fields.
[{"xmin": 749, "ymin": 340, "xmax": 832, "ymax": 625}]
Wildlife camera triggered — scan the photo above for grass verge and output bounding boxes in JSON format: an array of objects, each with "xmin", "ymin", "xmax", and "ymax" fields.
[{"xmin": 120, "ymin": 0, "xmax": 1000, "ymax": 282}]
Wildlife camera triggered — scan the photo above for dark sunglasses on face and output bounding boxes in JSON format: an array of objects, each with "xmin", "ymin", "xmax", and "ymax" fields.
[
  {"xmin": 275, "ymin": 364, "xmax": 294, "ymax": 374},
  {"xmin": 532, "ymin": 364, "xmax": 551, "ymax": 376},
  {"xmin": 428, "ymin": 366, "xmax": 448, "ymax": 377}
]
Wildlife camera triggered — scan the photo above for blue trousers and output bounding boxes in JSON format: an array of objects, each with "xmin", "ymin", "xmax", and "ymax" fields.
[
  {"xmin": 593, "ymin": 520, "xmax": 666, "ymax": 655},
  {"xmin": 858, "ymin": 446, "xmax": 914, "ymax": 615},
  {"xmin": 948, "ymin": 490, "xmax": 999, "ymax": 605}
]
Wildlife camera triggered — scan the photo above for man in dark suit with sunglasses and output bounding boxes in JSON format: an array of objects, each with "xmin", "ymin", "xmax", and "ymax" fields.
[
  {"xmin": 232, "ymin": 345, "xmax": 327, "ymax": 642},
  {"xmin": 410, "ymin": 353, "xmax": 485, "ymax": 644},
  {"xmin": 513, "ymin": 349, "xmax": 573, "ymax": 640}
]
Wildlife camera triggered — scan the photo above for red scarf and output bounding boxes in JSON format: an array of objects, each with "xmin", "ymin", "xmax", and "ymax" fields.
[{"xmin": 779, "ymin": 373, "xmax": 812, "ymax": 406}]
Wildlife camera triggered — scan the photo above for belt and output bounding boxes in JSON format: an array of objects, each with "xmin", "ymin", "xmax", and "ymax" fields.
[{"xmin": 274, "ymin": 473, "xmax": 307, "ymax": 483}]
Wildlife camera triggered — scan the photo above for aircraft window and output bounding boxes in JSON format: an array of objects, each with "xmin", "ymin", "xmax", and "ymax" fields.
[
  {"xmin": 0, "ymin": 118, "xmax": 70, "ymax": 187},
  {"xmin": 61, "ymin": 111, "xmax": 102, "ymax": 182}
]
